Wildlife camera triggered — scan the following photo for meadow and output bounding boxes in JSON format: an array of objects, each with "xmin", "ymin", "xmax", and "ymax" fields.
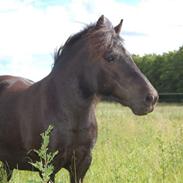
[{"xmin": 6, "ymin": 103, "xmax": 183, "ymax": 183}]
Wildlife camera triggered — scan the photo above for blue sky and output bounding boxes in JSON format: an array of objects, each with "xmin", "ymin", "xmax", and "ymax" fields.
[
  {"xmin": 0, "ymin": 0, "xmax": 183, "ymax": 81},
  {"xmin": 30, "ymin": 0, "xmax": 71, "ymax": 8}
]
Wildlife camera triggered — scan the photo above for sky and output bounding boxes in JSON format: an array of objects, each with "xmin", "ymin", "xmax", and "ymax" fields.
[{"xmin": 0, "ymin": 0, "xmax": 183, "ymax": 81}]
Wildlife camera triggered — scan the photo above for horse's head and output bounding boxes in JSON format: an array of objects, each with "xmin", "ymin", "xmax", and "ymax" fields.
[
  {"xmin": 82, "ymin": 15, "xmax": 158, "ymax": 115},
  {"xmin": 56, "ymin": 15, "xmax": 158, "ymax": 115}
]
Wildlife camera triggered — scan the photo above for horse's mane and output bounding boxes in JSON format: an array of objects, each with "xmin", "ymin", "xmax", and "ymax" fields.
[{"xmin": 54, "ymin": 24, "xmax": 95, "ymax": 66}]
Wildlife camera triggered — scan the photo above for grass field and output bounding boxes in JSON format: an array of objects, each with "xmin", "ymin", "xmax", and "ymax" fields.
[{"xmin": 7, "ymin": 103, "xmax": 183, "ymax": 183}]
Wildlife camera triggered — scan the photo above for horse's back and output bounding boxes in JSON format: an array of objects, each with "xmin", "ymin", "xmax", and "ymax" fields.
[{"xmin": 0, "ymin": 75, "xmax": 34, "ymax": 95}]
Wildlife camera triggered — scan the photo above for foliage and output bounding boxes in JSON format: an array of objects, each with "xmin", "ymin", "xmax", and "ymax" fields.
[
  {"xmin": 133, "ymin": 46, "xmax": 183, "ymax": 93},
  {"xmin": 29, "ymin": 125, "xmax": 58, "ymax": 183},
  {"xmin": 0, "ymin": 162, "xmax": 7, "ymax": 183}
]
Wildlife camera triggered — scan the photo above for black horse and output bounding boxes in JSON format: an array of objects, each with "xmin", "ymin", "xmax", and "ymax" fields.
[{"xmin": 0, "ymin": 15, "xmax": 158, "ymax": 183}]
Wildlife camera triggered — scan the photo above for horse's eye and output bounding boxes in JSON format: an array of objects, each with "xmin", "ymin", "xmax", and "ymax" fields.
[{"xmin": 104, "ymin": 53, "xmax": 116, "ymax": 63}]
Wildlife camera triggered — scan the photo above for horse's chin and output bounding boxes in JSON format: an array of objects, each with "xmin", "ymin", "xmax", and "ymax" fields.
[
  {"xmin": 131, "ymin": 107, "xmax": 154, "ymax": 116},
  {"xmin": 130, "ymin": 104, "xmax": 154, "ymax": 116}
]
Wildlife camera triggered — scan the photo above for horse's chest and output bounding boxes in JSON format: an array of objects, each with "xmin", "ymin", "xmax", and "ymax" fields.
[
  {"xmin": 64, "ymin": 123, "xmax": 97, "ymax": 148},
  {"xmin": 58, "ymin": 124, "xmax": 96, "ymax": 152},
  {"xmin": 57, "ymin": 117, "xmax": 97, "ymax": 146},
  {"xmin": 71, "ymin": 128, "xmax": 95, "ymax": 147}
]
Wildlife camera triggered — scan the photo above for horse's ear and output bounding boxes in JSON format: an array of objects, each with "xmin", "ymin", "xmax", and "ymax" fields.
[
  {"xmin": 96, "ymin": 15, "xmax": 105, "ymax": 28},
  {"xmin": 114, "ymin": 19, "xmax": 123, "ymax": 34}
]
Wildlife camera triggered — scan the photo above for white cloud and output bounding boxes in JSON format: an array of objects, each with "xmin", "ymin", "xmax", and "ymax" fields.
[
  {"xmin": 125, "ymin": 0, "xmax": 183, "ymax": 54},
  {"xmin": 0, "ymin": 0, "xmax": 183, "ymax": 80}
]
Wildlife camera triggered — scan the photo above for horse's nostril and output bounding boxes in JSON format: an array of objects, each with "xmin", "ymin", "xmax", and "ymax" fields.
[
  {"xmin": 145, "ymin": 94, "xmax": 155, "ymax": 104},
  {"xmin": 145, "ymin": 94, "xmax": 158, "ymax": 105}
]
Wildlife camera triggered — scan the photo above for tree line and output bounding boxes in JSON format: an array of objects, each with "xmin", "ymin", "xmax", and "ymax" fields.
[{"xmin": 133, "ymin": 46, "xmax": 183, "ymax": 93}]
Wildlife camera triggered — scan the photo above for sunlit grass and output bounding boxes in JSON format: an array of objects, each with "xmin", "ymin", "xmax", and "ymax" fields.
[{"xmin": 8, "ymin": 103, "xmax": 183, "ymax": 182}]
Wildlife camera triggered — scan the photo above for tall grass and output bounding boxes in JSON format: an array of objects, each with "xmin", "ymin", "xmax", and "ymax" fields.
[{"xmin": 9, "ymin": 103, "xmax": 183, "ymax": 183}]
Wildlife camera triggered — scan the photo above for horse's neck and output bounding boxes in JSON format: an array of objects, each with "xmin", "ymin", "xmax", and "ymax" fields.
[{"xmin": 45, "ymin": 71, "xmax": 97, "ymax": 126}]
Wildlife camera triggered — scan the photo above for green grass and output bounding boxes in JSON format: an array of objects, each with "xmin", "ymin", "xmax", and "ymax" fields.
[{"xmin": 8, "ymin": 103, "xmax": 183, "ymax": 182}]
